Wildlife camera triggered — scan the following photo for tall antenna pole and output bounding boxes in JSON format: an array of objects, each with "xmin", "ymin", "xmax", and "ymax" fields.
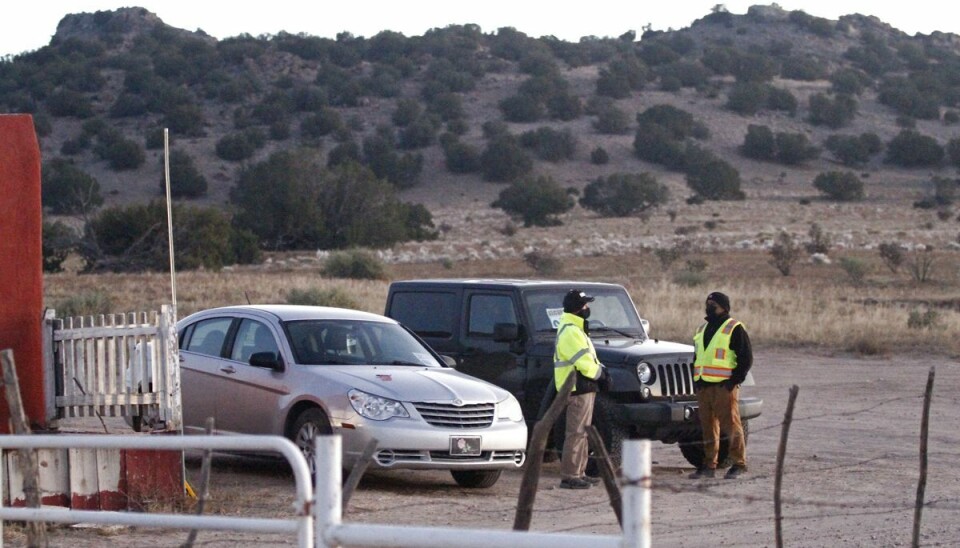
[{"xmin": 163, "ymin": 128, "xmax": 178, "ymax": 317}]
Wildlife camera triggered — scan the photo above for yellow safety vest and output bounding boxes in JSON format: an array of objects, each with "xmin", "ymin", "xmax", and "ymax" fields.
[
  {"xmin": 554, "ymin": 312, "xmax": 601, "ymax": 392},
  {"xmin": 693, "ymin": 318, "xmax": 742, "ymax": 382}
]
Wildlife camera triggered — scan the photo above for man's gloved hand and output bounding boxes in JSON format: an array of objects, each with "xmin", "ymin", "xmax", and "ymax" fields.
[
  {"xmin": 724, "ymin": 379, "xmax": 738, "ymax": 392},
  {"xmin": 597, "ymin": 366, "xmax": 612, "ymax": 392}
]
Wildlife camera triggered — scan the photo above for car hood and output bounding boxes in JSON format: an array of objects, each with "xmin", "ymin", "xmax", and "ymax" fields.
[
  {"xmin": 324, "ymin": 366, "xmax": 509, "ymax": 404},
  {"xmin": 591, "ymin": 337, "xmax": 694, "ymax": 364}
]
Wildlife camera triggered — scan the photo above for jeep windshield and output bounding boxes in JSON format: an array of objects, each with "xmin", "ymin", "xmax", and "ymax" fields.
[
  {"xmin": 284, "ymin": 319, "xmax": 443, "ymax": 367},
  {"xmin": 522, "ymin": 288, "xmax": 647, "ymax": 341}
]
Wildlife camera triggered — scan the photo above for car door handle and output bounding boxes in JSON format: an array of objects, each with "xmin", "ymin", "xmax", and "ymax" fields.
[{"xmin": 219, "ymin": 365, "xmax": 236, "ymax": 374}]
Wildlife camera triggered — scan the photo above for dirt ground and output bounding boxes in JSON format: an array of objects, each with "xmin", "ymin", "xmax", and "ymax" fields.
[{"xmin": 11, "ymin": 347, "xmax": 960, "ymax": 547}]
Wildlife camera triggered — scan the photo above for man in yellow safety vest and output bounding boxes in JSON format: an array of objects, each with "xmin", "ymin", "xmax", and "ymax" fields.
[
  {"xmin": 554, "ymin": 289, "xmax": 609, "ymax": 489},
  {"xmin": 689, "ymin": 291, "xmax": 753, "ymax": 480}
]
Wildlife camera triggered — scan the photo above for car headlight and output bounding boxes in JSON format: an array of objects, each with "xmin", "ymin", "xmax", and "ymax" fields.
[
  {"xmin": 497, "ymin": 395, "xmax": 524, "ymax": 422},
  {"xmin": 348, "ymin": 389, "xmax": 410, "ymax": 421},
  {"xmin": 636, "ymin": 361, "xmax": 654, "ymax": 384}
]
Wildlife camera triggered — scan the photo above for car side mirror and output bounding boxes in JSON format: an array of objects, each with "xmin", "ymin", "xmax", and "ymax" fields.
[
  {"xmin": 250, "ymin": 351, "xmax": 284, "ymax": 372},
  {"xmin": 492, "ymin": 322, "xmax": 520, "ymax": 342},
  {"xmin": 440, "ymin": 355, "xmax": 457, "ymax": 368},
  {"xmin": 640, "ymin": 318, "xmax": 650, "ymax": 337}
]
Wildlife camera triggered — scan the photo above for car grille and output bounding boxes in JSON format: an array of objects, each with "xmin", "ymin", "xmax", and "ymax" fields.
[
  {"xmin": 375, "ymin": 449, "xmax": 525, "ymax": 466},
  {"xmin": 412, "ymin": 402, "xmax": 495, "ymax": 428},
  {"xmin": 657, "ymin": 362, "xmax": 695, "ymax": 396}
]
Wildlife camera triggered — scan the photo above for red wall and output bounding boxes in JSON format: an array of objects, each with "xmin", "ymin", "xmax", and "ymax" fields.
[{"xmin": 0, "ymin": 114, "xmax": 45, "ymax": 431}]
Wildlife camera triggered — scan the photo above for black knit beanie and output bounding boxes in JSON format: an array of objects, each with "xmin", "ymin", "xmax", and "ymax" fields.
[{"xmin": 706, "ymin": 291, "xmax": 731, "ymax": 312}]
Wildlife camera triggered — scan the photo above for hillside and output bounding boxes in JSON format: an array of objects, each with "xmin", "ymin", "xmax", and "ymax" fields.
[{"xmin": 5, "ymin": 4, "xmax": 960, "ymax": 268}]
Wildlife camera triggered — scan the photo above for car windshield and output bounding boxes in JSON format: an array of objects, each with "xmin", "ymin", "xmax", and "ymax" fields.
[
  {"xmin": 523, "ymin": 288, "xmax": 646, "ymax": 341},
  {"xmin": 284, "ymin": 319, "xmax": 442, "ymax": 367}
]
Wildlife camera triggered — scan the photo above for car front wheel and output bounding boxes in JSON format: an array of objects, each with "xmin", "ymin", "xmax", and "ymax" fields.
[
  {"xmin": 450, "ymin": 469, "xmax": 501, "ymax": 488},
  {"xmin": 291, "ymin": 408, "xmax": 333, "ymax": 474}
]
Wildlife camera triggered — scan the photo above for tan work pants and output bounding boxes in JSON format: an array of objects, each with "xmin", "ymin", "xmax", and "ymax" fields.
[
  {"xmin": 696, "ymin": 383, "xmax": 746, "ymax": 469},
  {"xmin": 561, "ymin": 391, "xmax": 596, "ymax": 481}
]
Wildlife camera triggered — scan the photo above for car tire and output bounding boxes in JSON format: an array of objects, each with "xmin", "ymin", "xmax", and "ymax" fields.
[
  {"xmin": 450, "ymin": 469, "xmax": 501, "ymax": 488},
  {"xmin": 291, "ymin": 408, "xmax": 333, "ymax": 475},
  {"xmin": 588, "ymin": 395, "xmax": 627, "ymax": 475},
  {"xmin": 679, "ymin": 420, "xmax": 750, "ymax": 469}
]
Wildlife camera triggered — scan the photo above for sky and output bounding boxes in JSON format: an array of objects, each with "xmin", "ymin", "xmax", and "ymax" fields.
[{"xmin": 4, "ymin": 1, "xmax": 960, "ymax": 58}]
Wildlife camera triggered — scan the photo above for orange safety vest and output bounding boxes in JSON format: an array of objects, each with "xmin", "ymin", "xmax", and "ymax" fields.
[{"xmin": 693, "ymin": 318, "xmax": 742, "ymax": 382}]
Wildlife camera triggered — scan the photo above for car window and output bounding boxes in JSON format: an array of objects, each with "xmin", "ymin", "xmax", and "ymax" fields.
[
  {"xmin": 389, "ymin": 291, "xmax": 457, "ymax": 338},
  {"xmin": 286, "ymin": 319, "xmax": 440, "ymax": 367},
  {"xmin": 184, "ymin": 318, "xmax": 233, "ymax": 357},
  {"xmin": 467, "ymin": 294, "xmax": 517, "ymax": 337},
  {"xmin": 230, "ymin": 319, "xmax": 280, "ymax": 364}
]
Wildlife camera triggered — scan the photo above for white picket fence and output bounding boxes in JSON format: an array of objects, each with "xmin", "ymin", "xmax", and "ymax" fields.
[{"xmin": 47, "ymin": 304, "xmax": 181, "ymax": 431}]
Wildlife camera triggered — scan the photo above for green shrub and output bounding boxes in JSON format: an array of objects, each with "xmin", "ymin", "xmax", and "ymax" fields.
[
  {"xmin": 519, "ymin": 127, "xmax": 577, "ymax": 162},
  {"xmin": 55, "ymin": 290, "xmax": 114, "ymax": 319},
  {"xmin": 362, "ymin": 129, "xmax": 424, "ymax": 188},
  {"xmin": 769, "ymin": 231, "xmax": 800, "ymax": 276},
  {"xmin": 215, "ymin": 130, "xmax": 264, "ymax": 161},
  {"xmin": 41, "ymin": 158, "xmax": 103, "ymax": 214},
  {"xmin": 805, "ymin": 223, "xmax": 832, "ymax": 254},
  {"xmin": 781, "ymin": 55, "xmax": 828, "ymax": 81},
  {"xmin": 741, "ymin": 125, "xmax": 776, "ymax": 161},
  {"xmin": 685, "ymin": 157, "xmax": 744, "ymax": 200},
  {"xmin": 392, "ymin": 98, "xmax": 422, "ymax": 127},
  {"xmin": 46, "ymin": 89, "xmax": 94, "ymax": 118},
  {"xmin": 727, "ymin": 82, "xmax": 769, "ymax": 115},
  {"xmin": 524, "ymin": 251, "xmax": 562, "ymax": 276},
  {"xmin": 101, "ymin": 138, "xmax": 146, "ymax": 170},
  {"xmin": 593, "ymin": 105, "xmax": 631, "ymax": 135},
  {"xmin": 398, "ymin": 115, "xmax": 440, "ymax": 150},
  {"xmin": 481, "ymin": 135, "xmax": 533, "ymax": 182},
  {"xmin": 499, "ymin": 94, "xmax": 544, "ymax": 122},
  {"xmin": 808, "ymin": 93, "xmax": 858, "ymax": 128},
  {"xmin": 42, "ymin": 220, "xmax": 78, "ymax": 273},
  {"xmin": 907, "ymin": 309, "xmax": 939, "ymax": 329},
  {"xmin": 579, "ymin": 173, "xmax": 669, "ymax": 217},
  {"xmin": 838, "ymin": 257, "xmax": 868, "ymax": 285},
  {"xmin": 322, "ymin": 249, "xmax": 386, "ymax": 280},
  {"xmin": 590, "ymin": 147, "xmax": 610, "ymax": 165},
  {"xmin": 775, "ymin": 132, "xmax": 820, "ymax": 165},
  {"xmin": 286, "ymin": 287, "xmax": 360, "ymax": 309},
  {"xmin": 830, "ymin": 68, "xmax": 870, "ymax": 95},
  {"xmin": 813, "ymin": 171, "xmax": 864, "ymax": 201},
  {"xmin": 442, "ymin": 139, "xmax": 481, "ymax": 173},
  {"xmin": 824, "ymin": 133, "xmax": 883, "ymax": 166},
  {"xmin": 492, "ymin": 175, "xmax": 575, "ymax": 227},
  {"xmin": 878, "ymin": 242, "xmax": 904, "ymax": 273},
  {"xmin": 766, "ymin": 87, "xmax": 799, "ymax": 115},
  {"xmin": 636, "ymin": 105, "xmax": 708, "ymax": 140}
]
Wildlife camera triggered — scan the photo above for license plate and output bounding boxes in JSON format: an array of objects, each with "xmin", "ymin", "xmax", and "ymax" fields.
[{"xmin": 449, "ymin": 436, "xmax": 481, "ymax": 456}]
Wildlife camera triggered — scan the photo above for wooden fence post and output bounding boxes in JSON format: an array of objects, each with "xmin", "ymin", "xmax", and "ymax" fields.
[
  {"xmin": 912, "ymin": 367, "xmax": 935, "ymax": 548},
  {"xmin": 1, "ymin": 349, "xmax": 48, "ymax": 547},
  {"xmin": 513, "ymin": 374, "xmax": 575, "ymax": 531},
  {"xmin": 774, "ymin": 385, "xmax": 799, "ymax": 548}
]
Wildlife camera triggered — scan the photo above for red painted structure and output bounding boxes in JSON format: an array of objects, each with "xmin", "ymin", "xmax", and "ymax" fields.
[{"xmin": 0, "ymin": 114, "xmax": 45, "ymax": 432}]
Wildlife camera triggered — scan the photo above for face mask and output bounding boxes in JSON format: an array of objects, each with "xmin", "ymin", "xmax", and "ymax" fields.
[
  {"xmin": 705, "ymin": 305, "xmax": 720, "ymax": 318},
  {"xmin": 577, "ymin": 307, "xmax": 591, "ymax": 320}
]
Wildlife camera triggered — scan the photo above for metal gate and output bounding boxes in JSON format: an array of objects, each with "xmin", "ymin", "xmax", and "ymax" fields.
[{"xmin": 46, "ymin": 304, "xmax": 181, "ymax": 431}]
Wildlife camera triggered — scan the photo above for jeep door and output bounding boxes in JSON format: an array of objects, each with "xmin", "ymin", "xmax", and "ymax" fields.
[{"xmin": 457, "ymin": 291, "xmax": 527, "ymax": 405}]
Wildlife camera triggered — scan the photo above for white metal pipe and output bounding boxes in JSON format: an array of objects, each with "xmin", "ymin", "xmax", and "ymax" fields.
[
  {"xmin": 0, "ymin": 435, "xmax": 313, "ymax": 547},
  {"xmin": 327, "ymin": 523, "xmax": 620, "ymax": 548},
  {"xmin": 315, "ymin": 435, "xmax": 342, "ymax": 548},
  {"xmin": 622, "ymin": 439, "xmax": 652, "ymax": 548},
  {"xmin": 0, "ymin": 507, "xmax": 297, "ymax": 533}
]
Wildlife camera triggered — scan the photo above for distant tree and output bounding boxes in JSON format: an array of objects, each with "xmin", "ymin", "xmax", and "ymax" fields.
[
  {"xmin": 579, "ymin": 173, "xmax": 669, "ymax": 217},
  {"xmin": 830, "ymin": 68, "xmax": 870, "ymax": 95},
  {"xmin": 42, "ymin": 159, "xmax": 103, "ymax": 215},
  {"xmin": 492, "ymin": 175, "xmax": 575, "ymax": 227},
  {"xmin": 590, "ymin": 147, "xmax": 610, "ymax": 165},
  {"xmin": 162, "ymin": 150, "xmax": 207, "ymax": 198},
  {"xmin": 392, "ymin": 97, "xmax": 423, "ymax": 127},
  {"xmin": 813, "ymin": 171, "xmax": 864, "ymax": 201},
  {"xmin": 499, "ymin": 94, "xmax": 544, "ymax": 122},
  {"xmin": 593, "ymin": 104, "xmax": 631, "ymax": 135},
  {"xmin": 685, "ymin": 158, "xmax": 744, "ymax": 200},
  {"xmin": 727, "ymin": 82, "xmax": 768, "ymax": 115},
  {"xmin": 362, "ymin": 129, "xmax": 424, "ymax": 188},
  {"xmin": 808, "ymin": 93, "xmax": 858, "ymax": 128},
  {"xmin": 824, "ymin": 133, "xmax": 883, "ymax": 166},
  {"xmin": 519, "ymin": 127, "xmax": 577, "ymax": 162},
  {"xmin": 442, "ymin": 139, "xmax": 481, "ymax": 174},
  {"xmin": 741, "ymin": 125, "xmax": 776, "ymax": 161},
  {"xmin": 775, "ymin": 132, "xmax": 819, "ymax": 165},
  {"xmin": 769, "ymin": 231, "xmax": 800, "ymax": 276},
  {"xmin": 42, "ymin": 220, "xmax": 78, "ymax": 273},
  {"xmin": 885, "ymin": 130, "xmax": 944, "ymax": 167}
]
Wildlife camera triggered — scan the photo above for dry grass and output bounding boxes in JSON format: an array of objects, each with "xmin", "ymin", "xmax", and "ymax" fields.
[{"xmin": 45, "ymin": 249, "xmax": 960, "ymax": 357}]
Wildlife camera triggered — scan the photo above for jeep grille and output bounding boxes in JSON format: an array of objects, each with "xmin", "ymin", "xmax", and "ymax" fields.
[
  {"xmin": 413, "ymin": 402, "xmax": 495, "ymax": 428},
  {"xmin": 656, "ymin": 362, "xmax": 695, "ymax": 396}
]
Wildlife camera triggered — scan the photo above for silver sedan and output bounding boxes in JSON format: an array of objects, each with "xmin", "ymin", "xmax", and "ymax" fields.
[{"xmin": 177, "ymin": 305, "xmax": 527, "ymax": 488}]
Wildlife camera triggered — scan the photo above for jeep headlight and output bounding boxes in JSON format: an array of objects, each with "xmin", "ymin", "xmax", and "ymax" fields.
[
  {"xmin": 636, "ymin": 361, "xmax": 654, "ymax": 384},
  {"xmin": 497, "ymin": 394, "xmax": 524, "ymax": 422},
  {"xmin": 348, "ymin": 389, "xmax": 410, "ymax": 421}
]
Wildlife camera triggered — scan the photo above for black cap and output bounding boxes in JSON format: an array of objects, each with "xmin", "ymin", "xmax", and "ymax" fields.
[
  {"xmin": 706, "ymin": 291, "xmax": 731, "ymax": 312},
  {"xmin": 563, "ymin": 289, "xmax": 595, "ymax": 312}
]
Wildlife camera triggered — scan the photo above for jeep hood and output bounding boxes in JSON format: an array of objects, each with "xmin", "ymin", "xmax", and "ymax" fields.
[{"xmin": 591, "ymin": 337, "xmax": 694, "ymax": 364}]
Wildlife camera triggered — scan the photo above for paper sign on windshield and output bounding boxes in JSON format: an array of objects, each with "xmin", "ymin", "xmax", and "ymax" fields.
[{"xmin": 546, "ymin": 307, "xmax": 564, "ymax": 329}]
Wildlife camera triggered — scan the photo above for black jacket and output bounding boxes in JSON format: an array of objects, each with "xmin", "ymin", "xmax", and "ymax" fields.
[{"xmin": 694, "ymin": 313, "xmax": 753, "ymax": 387}]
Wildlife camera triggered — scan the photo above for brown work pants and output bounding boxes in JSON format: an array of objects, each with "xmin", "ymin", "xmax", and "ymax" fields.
[
  {"xmin": 561, "ymin": 391, "xmax": 596, "ymax": 481},
  {"xmin": 696, "ymin": 383, "xmax": 746, "ymax": 469}
]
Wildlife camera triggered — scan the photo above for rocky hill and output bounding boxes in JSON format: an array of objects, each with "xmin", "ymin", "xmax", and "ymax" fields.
[{"xmin": 5, "ymin": 5, "xmax": 960, "ymax": 267}]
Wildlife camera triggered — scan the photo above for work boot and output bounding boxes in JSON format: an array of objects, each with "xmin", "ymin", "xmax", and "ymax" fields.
[
  {"xmin": 724, "ymin": 465, "xmax": 747, "ymax": 479},
  {"xmin": 559, "ymin": 477, "xmax": 591, "ymax": 489},
  {"xmin": 688, "ymin": 467, "xmax": 715, "ymax": 479},
  {"xmin": 581, "ymin": 475, "xmax": 602, "ymax": 485}
]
